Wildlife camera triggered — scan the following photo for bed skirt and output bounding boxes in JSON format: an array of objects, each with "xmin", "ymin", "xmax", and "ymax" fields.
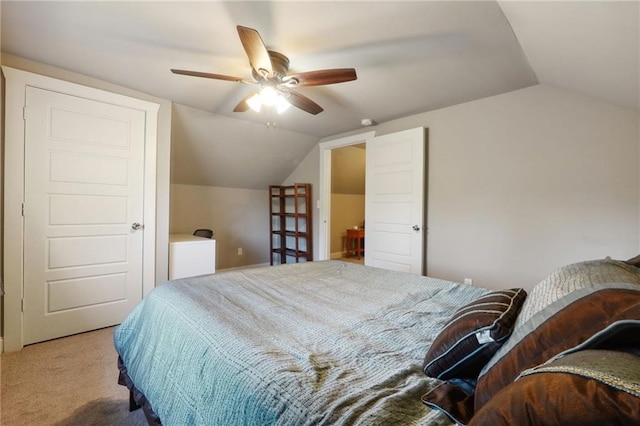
[{"xmin": 117, "ymin": 355, "xmax": 162, "ymax": 425}]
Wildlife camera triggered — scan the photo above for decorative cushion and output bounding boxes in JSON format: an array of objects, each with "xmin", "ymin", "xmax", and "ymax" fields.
[
  {"xmin": 469, "ymin": 349, "xmax": 640, "ymax": 425},
  {"xmin": 420, "ymin": 381, "xmax": 475, "ymax": 425},
  {"xmin": 514, "ymin": 259, "xmax": 640, "ymax": 330},
  {"xmin": 625, "ymin": 254, "xmax": 640, "ymax": 268},
  {"xmin": 474, "ymin": 288, "xmax": 640, "ymax": 410},
  {"xmin": 422, "ymin": 288, "xmax": 527, "ymax": 380}
]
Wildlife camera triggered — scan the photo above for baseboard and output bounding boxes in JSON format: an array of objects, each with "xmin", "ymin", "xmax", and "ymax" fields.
[
  {"xmin": 216, "ymin": 262, "xmax": 270, "ymax": 273},
  {"xmin": 0, "ymin": 337, "xmax": 4, "ymax": 354},
  {"xmin": 330, "ymin": 252, "xmax": 344, "ymax": 260}
]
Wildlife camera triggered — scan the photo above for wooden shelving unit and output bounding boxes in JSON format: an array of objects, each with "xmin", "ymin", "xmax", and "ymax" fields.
[{"xmin": 269, "ymin": 183, "xmax": 313, "ymax": 265}]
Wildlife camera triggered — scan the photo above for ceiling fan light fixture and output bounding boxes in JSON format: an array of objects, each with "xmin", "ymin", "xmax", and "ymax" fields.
[
  {"xmin": 260, "ymin": 86, "xmax": 279, "ymax": 106},
  {"xmin": 248, "ymin": 86, "xmax": 291, "ymax": 114},
  {"xmin": 274, "ymin": 94, "xmax": 291, "ymax": 114},
  {"xmin": 247, "ymin": 93, "xmax": 262, "ymax": 112}
]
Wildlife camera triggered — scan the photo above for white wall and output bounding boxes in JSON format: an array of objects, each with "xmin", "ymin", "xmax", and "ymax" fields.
[
  {"xmin": 307, "ymin": 84, "xmax": 639, "ymax": 291},
  {"xmin": 170, "ymin": 184, "xmax": 270, "ymax": 270},
  {"xmin": 424, "ymin": 85, "xmax": 637, "ymax": 290}
]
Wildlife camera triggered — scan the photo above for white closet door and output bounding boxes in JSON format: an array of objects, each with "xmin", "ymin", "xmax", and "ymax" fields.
[
  {"xmin": 23, "ymin": 86, "xmax": 146, "ymax": 345},
  {"xmin": 365, "ymin": 127, "xmax": 426, "ymax": 275}
]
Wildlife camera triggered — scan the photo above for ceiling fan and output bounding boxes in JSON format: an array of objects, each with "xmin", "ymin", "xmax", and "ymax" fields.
[{"xmin": 171, "ymin": 25, "xmax": 357, "ymax": 115}]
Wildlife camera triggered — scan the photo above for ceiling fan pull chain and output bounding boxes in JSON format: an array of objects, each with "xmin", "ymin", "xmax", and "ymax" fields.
[{"xmin": 267, "ymin": 106, "xmax": 276, "ymax": 129}]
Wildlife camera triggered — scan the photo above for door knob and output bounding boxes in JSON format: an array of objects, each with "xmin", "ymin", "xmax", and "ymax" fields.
[
  {"xmin": 131, "ymin": 222, "xmax": 144, "ymax": 231},
  {"xmin": 412, "ymin": 225, "xmax": 421, "ymax": 231}
]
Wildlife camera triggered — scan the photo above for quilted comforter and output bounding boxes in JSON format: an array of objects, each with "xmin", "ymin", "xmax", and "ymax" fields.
[{"xmin": 114, "ymin": 261, "xmax": 487, "ymax": 425}]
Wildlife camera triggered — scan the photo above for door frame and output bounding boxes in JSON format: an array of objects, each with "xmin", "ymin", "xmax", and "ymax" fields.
[
  {"xmin": 318, "ymin": 131, "xmax": 376, "ymax": 260},
  {"xmin": 2, "ymin": 66, "xmax": 159, "ymax": 352}
]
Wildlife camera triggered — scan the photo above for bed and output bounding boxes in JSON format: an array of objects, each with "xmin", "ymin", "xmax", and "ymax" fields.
[{"xmin": 114, "ymin": 258, "xmax": 640, "ymax": 425}]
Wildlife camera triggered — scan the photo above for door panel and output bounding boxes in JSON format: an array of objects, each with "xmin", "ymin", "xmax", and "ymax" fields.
[
  {"xmin": 365, "ymin": 127, "xmax": 425, "ymax": 274},
  {"xmin": 48, "ymin": 274, "xmax": 127, "ymax": 312},
  {"xmin": 50, "ymin": 151, "xmax": 130, "ymax": 185},
  {"xmin": 49, "ymin": 107, "xmax": 131, "ymax": 147},
  {"xmin": 48, "ymin": 236, "xmax": 128, "ymax": 268},
  {"xmin": 23, "ymin": 87, "xmax": 145, "ymax": 345},
  {"xmin": 49, "ymin": 195, "xmax": 128, "ymax": 225}
]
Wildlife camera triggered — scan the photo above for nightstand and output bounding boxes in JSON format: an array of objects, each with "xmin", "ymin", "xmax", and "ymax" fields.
[{"xmin": 346, "ymin": 229, "xmax": 365, "ymax": 259}]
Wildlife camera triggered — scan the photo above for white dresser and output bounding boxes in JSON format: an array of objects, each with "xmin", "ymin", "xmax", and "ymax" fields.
[{"xmin": 169, "ymin": 234, "xmax": 216, "ymax": 280}]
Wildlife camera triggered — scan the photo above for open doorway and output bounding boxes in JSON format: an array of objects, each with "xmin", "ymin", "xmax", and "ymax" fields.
[
  {"xmin": 318, "ymin": 132, "xmax": 375, "ymax": 261},
  {"xmin": 319, "ymin": 128, "xmax": 427, "ymax": 275},
  {"xmin": 330, "ymin": 144, "xmax": 366, "ymax": 264}
]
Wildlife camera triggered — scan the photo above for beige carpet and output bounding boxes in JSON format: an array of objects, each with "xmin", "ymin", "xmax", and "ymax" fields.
[{"xmin": 1, "ymin": 327, "xmax": 147, "ymax": 425}]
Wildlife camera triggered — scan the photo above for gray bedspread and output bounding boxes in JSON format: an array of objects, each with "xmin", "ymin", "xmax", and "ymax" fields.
[{"xmin": 114, "ymin": 261, "xmax": 487, "ymax": 425}]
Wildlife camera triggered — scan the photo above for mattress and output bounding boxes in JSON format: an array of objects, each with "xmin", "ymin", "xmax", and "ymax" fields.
[{"xmin": 114, "ymin": 260, "xmax": 488, "ymax": 425}]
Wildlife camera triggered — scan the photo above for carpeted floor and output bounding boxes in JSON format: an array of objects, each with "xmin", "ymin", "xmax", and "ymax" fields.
[
  {"xmin": 338, "ymin": 255, "xmax": 364, "ymax": 265},
  {"xmin": 1, "ymin": 326, "xmax": 147, "ymax": 426}
]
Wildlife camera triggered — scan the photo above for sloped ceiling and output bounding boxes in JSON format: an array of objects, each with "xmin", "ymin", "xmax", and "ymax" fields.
[
  {"xmin": 498, "ymin": 1, "xmax": 639, "ymax": 111},
  {"xmin": 1, "ymin": 1, "xmax": 638, "ymax": 189},
  {"xmin": 171, "ymin": 103, "xmax": 319, "ymax": 187}
]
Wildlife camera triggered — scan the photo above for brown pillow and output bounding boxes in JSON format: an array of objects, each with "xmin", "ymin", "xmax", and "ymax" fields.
[
  {"xmin": 422, "ymin": 288, "xmax": 526, "ymax": 380},
  {"xmin": 625, "ymin": 254, "xmax": 640, "ymax": 268},
  {"xmin": 474, "ymin": 288, "xmax": 640, "ymax": 410},
  {"xmin": 469, "ymin": 349, "xmax": 640, "ymax": 426}
]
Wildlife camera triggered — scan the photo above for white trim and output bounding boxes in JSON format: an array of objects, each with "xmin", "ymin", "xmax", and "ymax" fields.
[
  {"xmin": 142, "ymin": 102, "xmax": 159, "ymax": 297},
  {"xmin": 318, "ymin": 132, "xmax": 375, "ymax": 260},
  {"xmin": 1, "ymin": 66, "xmax": 159, "ymax": 351},
  {"xmin": 216, "ymin": 262, "xmax": 271, "ymax": 273},
  {"xmin": 3, "ymin": 67, "xmax": 27, "ymax": 353},
  {"xmin": 330, "ymin": 251, "xmax": 345, "ymax": 260}
]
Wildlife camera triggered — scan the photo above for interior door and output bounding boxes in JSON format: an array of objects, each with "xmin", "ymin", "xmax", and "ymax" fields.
[
  {"xmin": 23, "ymin": 86, "xmax": 146, "ymax": 345},
  {"xmin": 364, "ymin": 127, "xmax": 426, "ymax": 274}
]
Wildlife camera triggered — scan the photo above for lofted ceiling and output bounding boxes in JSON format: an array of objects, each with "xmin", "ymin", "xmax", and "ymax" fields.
[{"xmin": 1, "ymin": 1, "xmax": 638, "ymax": 189}]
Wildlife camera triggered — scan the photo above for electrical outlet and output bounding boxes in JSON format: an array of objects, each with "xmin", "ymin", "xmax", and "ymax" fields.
[
  {"xmin": 237, "ymin": 248, "xmax": 243, "ymax": 256},
  {"xmin": 464, "ymin": 278, "xmax": 473, "ymax": 286}
]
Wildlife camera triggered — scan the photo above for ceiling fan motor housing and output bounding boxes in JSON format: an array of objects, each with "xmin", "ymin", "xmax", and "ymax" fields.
[{"xmin": 252, "ymin": 51, "xmax": 290, "ymax": 82}]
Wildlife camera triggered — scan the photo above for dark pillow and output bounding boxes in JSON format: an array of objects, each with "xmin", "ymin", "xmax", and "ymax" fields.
[
  {"xmin": 469, "ymin": 349, "xmax": 640, "ymax": 425},
  {"xmin": 422, "ymin": 288, "xmax": 527, "ymax": 380},
  {"xmin": 474, "ymin": 288, "xmax": 640, "ymax": 410},
  {"xmin": 625, "ymin": 254, "xmax": 640, "ymax": 268},
  {"xmin": 421, "ymin": 381, "xmax": 475, "ymax": 425}
]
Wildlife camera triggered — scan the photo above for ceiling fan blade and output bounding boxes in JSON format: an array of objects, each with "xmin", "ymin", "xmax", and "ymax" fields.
[
  {"xmin": 171, "ymin": 69, "xmax": 252, "ymax": 84},
  {"xmin": 284, "ymin": 90, "xmax": 324, "ymax": 115},
  {"xmin": 233, "ymin": 90, "xmax": 259, "ymax": 112},
  {"xmin": 237, "ymin": 26, "xmax": 273, "ymax": 79},
  {"xmin": 283, "ymin": 68, "xmax": 357, "ymax": 87}
]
